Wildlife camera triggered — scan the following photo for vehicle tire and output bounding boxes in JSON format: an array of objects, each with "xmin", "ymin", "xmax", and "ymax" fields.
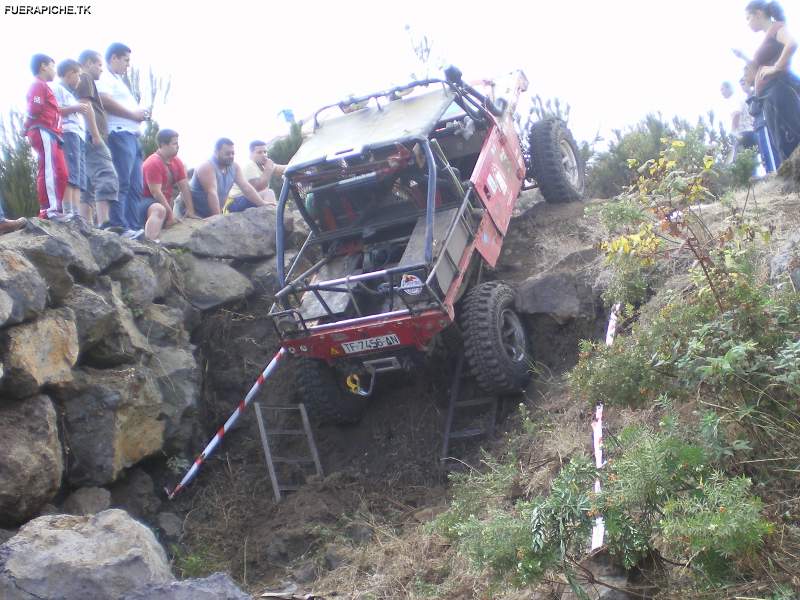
[
  {"xmin": 295, "ymin": 359, "xmax": 367, "ymax": 425},
  {"xmin": 459, "ymin": 281, "xmax": 531, "ymax": 394},
  {"xmin": 529, "ymin": 118, "xmax": 585, "ymax": 203}
]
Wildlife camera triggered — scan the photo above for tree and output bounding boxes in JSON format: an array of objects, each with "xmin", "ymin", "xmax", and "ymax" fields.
[
  {"xmin": 128, "ymin": 67, "xmax": 172, "ymax": 159},
  {"xmin": 267, "ymin": 121, "xmax": 303, "ymax": 195},
  {"xmin": 0, "ymin": 111, "xmax": 38, "ymax": 218}
]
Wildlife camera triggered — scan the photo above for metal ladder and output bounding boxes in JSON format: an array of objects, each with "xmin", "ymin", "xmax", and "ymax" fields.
[
  {"xmin": 440, "ymin": 354, "xmax": 500, "ymax": 462},
  {"xmin": 253, "ymin": 403, "xmax": 323, "ymax": 502}
]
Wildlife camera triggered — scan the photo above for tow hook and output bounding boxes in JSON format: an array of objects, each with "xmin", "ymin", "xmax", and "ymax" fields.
[
  {"xmin": 345, "ymin": 356, "xmax": 404, "ymax": 398},
  {"xmin": 346, "ymin": 372, "xmax": 374, "ymax": 397}
]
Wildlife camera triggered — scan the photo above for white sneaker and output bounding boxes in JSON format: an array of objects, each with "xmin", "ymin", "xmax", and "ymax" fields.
[{"xmin": 121, "ymin": 229, "xmax": 145, "ymax": 240}]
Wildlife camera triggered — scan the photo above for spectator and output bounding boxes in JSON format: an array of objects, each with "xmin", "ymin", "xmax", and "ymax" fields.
[
  {"xmin": 224, "ymin": 140, "xmax": 286, "ymax": 213},
  {"xmin": 96, "ymin": 42, "xmax": 149, "ymax": 238},
  {"xmin": 720, "ymin": 80, "xmax": 758, "ymax": 161},
  {"xmin": 737, "ymin": 1, "xmax": 800, "ymax": 166},
  {"xmin": 24, "ymin": 53, "xmax": 68, "ymax": 220},
  {"xmin": 140, "ymin": 128, "xmax": 195, "ymax": 238},
  {"xmin": 743, "ymin": 64, "xmax": 779, "ymax": 172},
  {"xmin": 75, "ymin": 49, "xmax": 121, "ymax": 228},
  {"xmin": 189, "ymin": 138, "xmax": 266, "ymax": 218},
  {"xmin": 50, "ymin": 59, "xmax": 90, "ymax": 217}
]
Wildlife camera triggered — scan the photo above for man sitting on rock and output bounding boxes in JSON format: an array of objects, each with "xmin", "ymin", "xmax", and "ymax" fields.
[
  {"xmin": 188, "ymin": 138, "xmax": 269, "ymax": 218},
  {"xmin": 223, "ymin": 139, "xmax": 286, "ymax": 213},
  {"xmin": 141, "ymin": 128, "xmax": 195, "ymax": 231}
]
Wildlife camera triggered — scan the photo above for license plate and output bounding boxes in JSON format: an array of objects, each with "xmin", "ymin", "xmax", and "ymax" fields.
[{"xmin": 341, "ymin": 334, "xmax": 400, "ymax": 354}]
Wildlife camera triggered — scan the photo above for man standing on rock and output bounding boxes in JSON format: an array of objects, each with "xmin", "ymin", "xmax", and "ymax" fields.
[
  {"xmin": 75, "ymin": 49, "xmax": 121, "ymax": 229},
  {"xmin": 140, "ymin": 128, "xmax": 195, "ymax": 237},
  {"xmin": 96, "ymin": 42, "xmax": 149, "ymax": 237},
  {"xmin": 223, "ymin": 140, "xmax": 286, "ymax": 213},
  {"xmin": 189, "ymin": 138, "xmax": 266, "ymax": 218}
]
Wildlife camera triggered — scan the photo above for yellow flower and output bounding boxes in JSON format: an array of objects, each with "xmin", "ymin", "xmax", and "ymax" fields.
[
  {"xmin": 703, "ymin": 155, "xmax": 714, "ymax": 169},
  {"xmin": 671, "ymin": 140, "xmax": 686, "ymax": 148}
]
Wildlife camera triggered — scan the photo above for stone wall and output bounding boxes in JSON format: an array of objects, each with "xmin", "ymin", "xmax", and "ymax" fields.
[{"xmin": 0, "ymin": 207, "xmax": 291, "ymax": 528}]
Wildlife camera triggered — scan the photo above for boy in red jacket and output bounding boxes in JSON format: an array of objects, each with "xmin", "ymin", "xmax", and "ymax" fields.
[{"xmin": 24, "ymin": 54, "xmax": 70, "ymax": 219}]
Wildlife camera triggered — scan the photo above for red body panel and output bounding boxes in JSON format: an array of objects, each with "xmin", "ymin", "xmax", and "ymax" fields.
[
  {"xmin": 282, "ymin": 309, "xmax": 451, "ymax": 362},
  {"xmin": 470, "ymin": 117, "xmax": 526, "ymax": 236}
]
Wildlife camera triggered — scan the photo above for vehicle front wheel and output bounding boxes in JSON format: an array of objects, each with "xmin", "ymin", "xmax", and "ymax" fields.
[
  {"xmin": 528, "ymin": 118, "xmax": 585, "ymax": 203},
  {"xmin": 459, "ymin": 281, "xmax": 531, "ymax": 394},
  {"xmin": 295, "ymin": 359, "xmax": 368, "ymax": 425}
]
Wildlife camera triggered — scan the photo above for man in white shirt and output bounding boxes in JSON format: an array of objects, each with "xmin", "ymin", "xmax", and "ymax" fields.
[
  {"xmin": 96, "ymin": 42, "xmax": 149, "ymax": 237},
  {"xmin": 224, "ymin": 140, "xmax": 287, "ymax": 213}
]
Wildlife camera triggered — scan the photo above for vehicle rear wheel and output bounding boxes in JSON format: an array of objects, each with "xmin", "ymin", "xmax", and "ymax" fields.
[
  {"xmin": 529, "ymin": 118, "xmax": 585, "ymax": 203},
  {"xmin": 295, "ymin": 359, "xmax": 368, "ymax": 425},
  {"xmin": 459, "ymin": 281, "xmax": 531, "ymax": 394}
]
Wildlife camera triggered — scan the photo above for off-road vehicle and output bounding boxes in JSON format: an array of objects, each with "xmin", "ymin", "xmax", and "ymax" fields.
[{"xmin": 270, "ymin": 66, "xmax": 585, "ymax": 423}]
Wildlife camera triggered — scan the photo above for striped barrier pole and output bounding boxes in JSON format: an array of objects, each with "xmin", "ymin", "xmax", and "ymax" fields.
[
  {"xmin": 166, "ymin": 348, "xmax": 287, "ymax": 500},
  {"xmin": 590, "ymin": 303, "xmax": 620, "ymax": 550}
]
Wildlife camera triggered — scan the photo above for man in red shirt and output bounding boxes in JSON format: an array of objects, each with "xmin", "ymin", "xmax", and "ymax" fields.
[
  {"xmin": 24, "ymin": 54, "xmax": 76, "ymax": 219},
  {"xmin": 138, "ymin": 128, "xmax": 195, "ymax": 239}
]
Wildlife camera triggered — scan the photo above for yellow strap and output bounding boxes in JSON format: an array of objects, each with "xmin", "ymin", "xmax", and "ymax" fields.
[{"xmin": 222, "ymin": 196, "xmax": 235, "ymax": 214}]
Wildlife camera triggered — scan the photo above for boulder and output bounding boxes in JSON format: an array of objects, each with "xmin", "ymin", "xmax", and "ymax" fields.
[
  {"xmin": 121, "ymin": 572, "xmax": 250, "ymax": 600},
  {"xmin": 53, "ymin": 367, "xmax": 165, "ymax": 486},
  {"xmin": 149, "ymin": 344, "xmax": 200, "ymax": 451},
  {"xmin": 85, "ymin": 227, "xmax": 134, "ymax": 272},
  {"xmin": 1, "ymin": 221, "xmax": 100, "ymax": 300},
  {"xmin": 164, "ymin": 293, "xmax": 203, "ymax": 332},
  {"xmin": 155, "ymin": 512, "xmax": 183, "ymax": 543},
  {"xmin": 516, "ymin": 272, "xmax": 598, "ymax": 324},
  {"xmin": 0, "ymin": 395, "xmax": 63, "ymax": 526},
  {"xmin": 162, "ymin": 206, "xmax": 285, "ymax": 259},
  {"xmin": 137, "ymin": 304, "xmax": 190, "ymax": 346},
  {"xmin": 0, "ymin": 530, "xmax": 15, "ymax": 546},
  {"xmin": 0, "ymin": 509, "xmax": 173, "ymax": 600},
  {"xmin": 109, "ymin": 468, "xmax": 161, "ymax": 521},
  {"xmin": 235, "ymin": 258, "xmax": 279, "ymax": 295},
  {"xmin": 0, "ymin": 249, "xmax": 47, "ymax": 327},
  {"xmin": 158, "ymin": 217, "xmax": 207, "ymax": 248},
  {"xmin": 770, "ymin": 231, "xmax": 800, "ymax": 290},
  {"xmin": 1, "ymin": 232, "xmax": 75, "ymax": 302},
  {"xmin": 63, "ymin": 284, "xmax": 116, "ymax": 351},
  {"xmin": 141, "ymin": 246, "xmax": 175, "ymax": 300},
  {"xmin": 1, "ymin": 307, "xmax": 79, "ymax": 398},
  {"xmin": 175, "ymin": 253, "xmax": 254, "ymax": 310},
  {"xmin": 108, "ymin": 255, "xmax": 160, "ymax": 308},
  {"xmin": 83, "ymin": 280, "xmax": 150, "ymax": 366},
  {"xmin": 62, "ymin": 487, "xmax": 111, "ymax": 515}
]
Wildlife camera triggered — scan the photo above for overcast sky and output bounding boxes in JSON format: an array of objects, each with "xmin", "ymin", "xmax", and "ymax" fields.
[{"xmin": 0, "ymin": 0, "xmax": 787, "ymax": 167}]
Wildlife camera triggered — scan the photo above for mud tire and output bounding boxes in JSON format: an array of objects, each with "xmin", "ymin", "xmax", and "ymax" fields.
[
  {"xmin": 529, "ymin": 118, "xmax": 585, "ymax": 203},
  {"xmin": 295, "ymin": 359, "xmax": 367, "ymax": 425},
  {"xmin": 459, "ymin": 281, "xmax": 530, "ymax": 394}
]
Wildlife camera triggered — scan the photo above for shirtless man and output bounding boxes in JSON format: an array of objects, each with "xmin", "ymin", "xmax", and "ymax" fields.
[{"xmin": 188, "ymin": 138, "xmax": 267, "ymax": 218}]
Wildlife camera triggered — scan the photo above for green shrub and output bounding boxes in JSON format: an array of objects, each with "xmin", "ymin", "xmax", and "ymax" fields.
[
  {"xmin": 434, "ymin": 425, "xmax": 770, "ymax": 588},
  {"xmin": 0, "ymin": 111, "xmax": 38, "ymax": 218},
  {"xmin": 660, "ymin": 473, "xmax": 772, "ymax": 581},
  {"xmin": 433, "ymin": 452, "xmax": 517, "ymax": 541},
  {"xmin": 586, "ymin": 114, "xmax": 733, "ymax": 200}
]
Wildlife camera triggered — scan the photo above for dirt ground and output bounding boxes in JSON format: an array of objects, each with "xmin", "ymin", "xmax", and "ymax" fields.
[{"xmin": 165, "ymin": 179, "xmax": 800, "ymax": 598}]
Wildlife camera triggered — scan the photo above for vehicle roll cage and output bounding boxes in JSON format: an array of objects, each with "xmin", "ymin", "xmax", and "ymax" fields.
[{"xmin": 272, "ymin": 71, "xmax": 497, "ymax": 331}]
